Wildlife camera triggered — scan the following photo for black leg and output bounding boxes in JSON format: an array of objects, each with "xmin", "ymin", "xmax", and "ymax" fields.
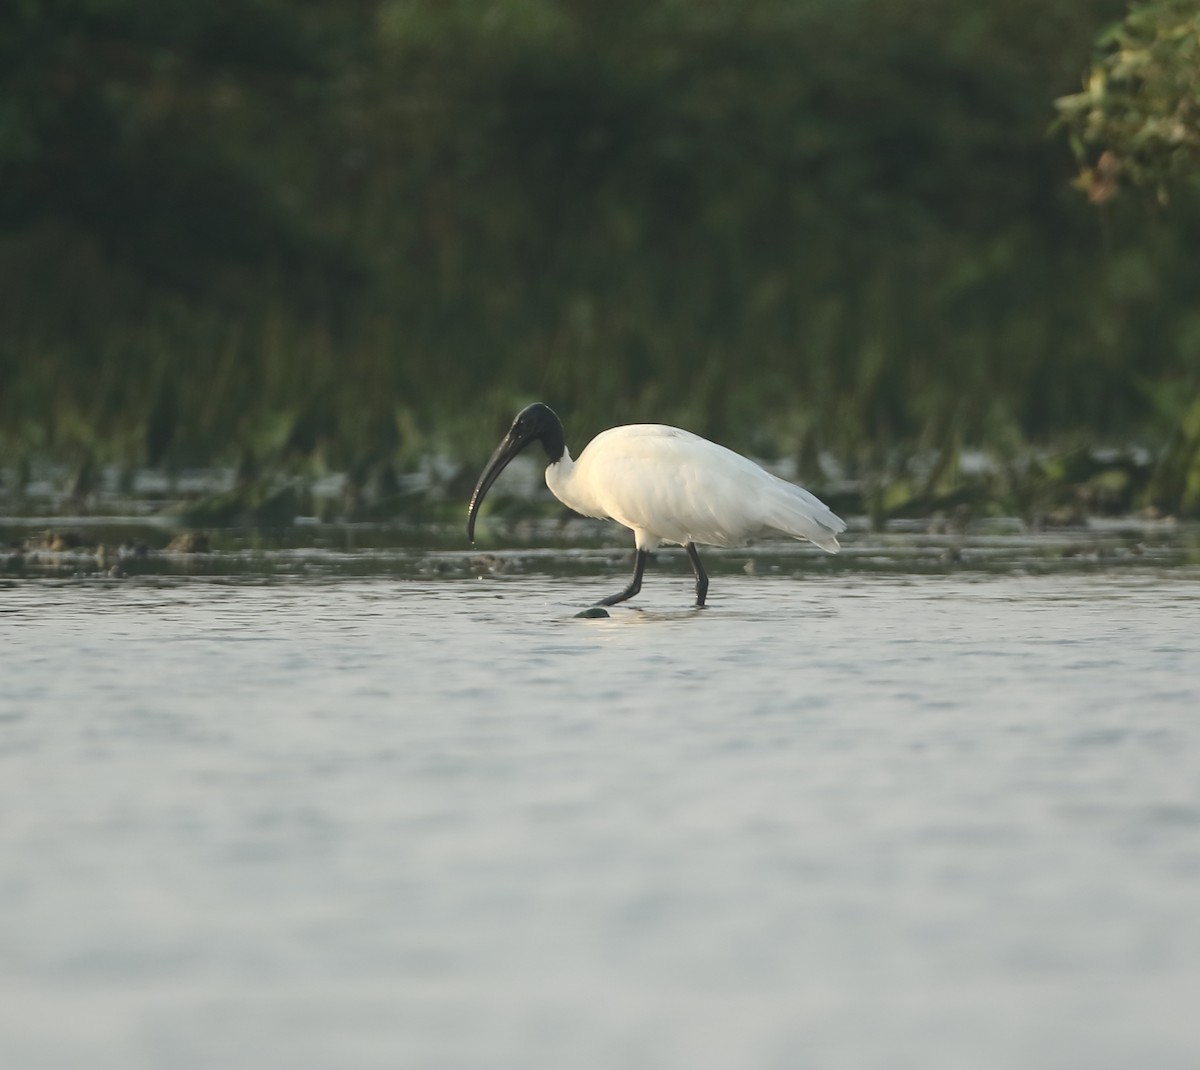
[
  {"xmin": 685, "ymin": 542, "xmax": 708, "ymax": 606},
  {"xmin": 595, "ymin": 549, "xmax": 649, "ymax": 606}
]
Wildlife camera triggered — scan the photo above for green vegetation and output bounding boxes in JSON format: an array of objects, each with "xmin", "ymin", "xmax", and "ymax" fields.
[
  {"xmin": 1057, "ymin": 0, "xmax": 1200, "ymax": 202},
  {"xmin": 4, "ymin": 0, "xmax": 1200, "ymax": 520}
]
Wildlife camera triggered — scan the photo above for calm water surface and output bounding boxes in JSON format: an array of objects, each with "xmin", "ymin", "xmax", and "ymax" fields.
[{"xmin": 2, "ymin": 568, "xmax": 1199, "ymax": 1069}]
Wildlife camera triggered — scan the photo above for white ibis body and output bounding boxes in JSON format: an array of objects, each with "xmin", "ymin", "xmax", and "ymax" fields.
[{"xmin": 467, "ymin": 403, "xmax": 846, "ymax": 607}]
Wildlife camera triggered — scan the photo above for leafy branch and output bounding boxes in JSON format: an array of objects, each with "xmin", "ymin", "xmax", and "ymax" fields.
[{"xmin": 1056, "ymin": 0, "xmax": 1200, "ymax": 202}]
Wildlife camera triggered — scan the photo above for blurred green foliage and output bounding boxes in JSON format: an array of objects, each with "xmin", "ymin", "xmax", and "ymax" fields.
[
  {"xmin": 1057, "ymin": 0, "xmax": 1200, "ymax": 203},
  {"xmin": 1055, "ymin": 0, "xmax": 1200, "ymax": 514},
  {"xmin": 4, "ymin": 0, "xmax": 1200, "ymax": 514}
]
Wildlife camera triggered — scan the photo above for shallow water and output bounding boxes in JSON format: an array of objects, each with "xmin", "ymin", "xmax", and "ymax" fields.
[{"xmin": 2, "ymin": 566, "xmax": 1200, "ymax": 1070}]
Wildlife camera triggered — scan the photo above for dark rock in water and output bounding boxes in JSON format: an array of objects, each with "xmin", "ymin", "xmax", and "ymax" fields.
[{"xmin": 575, "ymin": 606, "xmax": 610, "ymax": 619}]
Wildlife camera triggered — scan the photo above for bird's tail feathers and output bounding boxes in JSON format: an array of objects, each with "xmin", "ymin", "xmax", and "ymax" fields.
[{"xmin": 763, "ymin": 481, "xmax": 846, "ymax": 553}]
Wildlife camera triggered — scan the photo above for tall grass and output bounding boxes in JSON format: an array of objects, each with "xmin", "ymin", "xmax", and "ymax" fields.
[{"xmin": 4, "ymin": 0, "xmax": 1200, "ymax": 515}]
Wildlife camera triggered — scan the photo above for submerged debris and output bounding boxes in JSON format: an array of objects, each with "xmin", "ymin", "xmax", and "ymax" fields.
[
  {"xmin": 469, "ymin": 553, "xmax": 508, "ymax": 574},
  {"xmin": 166, "ymin": 531, "xmax": 210, "ymax": 554},
  {"xmin": 24, "ymin": 529, "xmax": 85, "ymax": 552}
]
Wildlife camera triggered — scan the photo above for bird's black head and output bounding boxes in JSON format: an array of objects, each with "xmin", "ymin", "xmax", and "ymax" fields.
[
  {"xmin": 507, "ymin": 403, "xmax": 565, "ymax": 464},
  {"xmin": 467, "ymin": 403, "xmax": 565, "ymax": 542}
]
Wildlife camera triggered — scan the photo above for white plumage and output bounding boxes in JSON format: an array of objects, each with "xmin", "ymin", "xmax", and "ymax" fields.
[
  {"xmin": 468, "ymin": 403, "xmax": 845, "ymax": 607},
  {"xmin": 545, "ymin": 424, "xmax": 844, "ymax": 553}
]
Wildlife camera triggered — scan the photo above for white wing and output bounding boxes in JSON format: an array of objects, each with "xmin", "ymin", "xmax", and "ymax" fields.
[{"xmin": 566, "ymin": 425, "xmax": 845, "ymax": 551}]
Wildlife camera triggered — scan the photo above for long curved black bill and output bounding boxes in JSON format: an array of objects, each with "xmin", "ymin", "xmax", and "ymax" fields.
[{"xmin": 467, "ymin": 429, "xmax": 530, "ymax": 542}]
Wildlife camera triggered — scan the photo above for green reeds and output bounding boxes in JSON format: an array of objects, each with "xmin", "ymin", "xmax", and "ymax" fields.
[{"xmin": 4, "ymin": 0, "xmax": 1200, "ymax": 517}]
